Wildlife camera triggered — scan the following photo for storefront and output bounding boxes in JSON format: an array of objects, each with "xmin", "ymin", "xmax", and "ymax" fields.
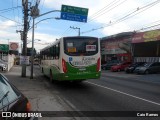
[
  {"xmin": 101, "ymin": 32, "xmax": 133, "ymax": 64},
  {"xmin": 132, "ymin": 29, "xmax": 160, "ymax": 62}
]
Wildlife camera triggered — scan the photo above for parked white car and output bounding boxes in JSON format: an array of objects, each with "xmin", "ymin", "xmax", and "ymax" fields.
[{"xmin": 0, "ymin": 59, "xmax": 7, "ymax": 71}]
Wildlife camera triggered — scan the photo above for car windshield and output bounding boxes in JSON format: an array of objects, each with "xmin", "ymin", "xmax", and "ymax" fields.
[{"xmin": 0, "ymin": 75, "xmax": 19, "ymax": 109}]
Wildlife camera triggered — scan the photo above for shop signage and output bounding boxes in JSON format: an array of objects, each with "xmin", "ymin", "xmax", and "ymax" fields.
[{"xmin": 132, "ymin": 29, "xmax": 160, "ymax": 43}]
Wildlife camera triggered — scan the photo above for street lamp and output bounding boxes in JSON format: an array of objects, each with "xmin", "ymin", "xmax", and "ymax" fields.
[
  {"xmin": 28, "ymin": 17, "xmax": 60, "ymax": 31},
  {"xmin": 30, "ymin": 9, "xmax": 60, "ymax": 79}
]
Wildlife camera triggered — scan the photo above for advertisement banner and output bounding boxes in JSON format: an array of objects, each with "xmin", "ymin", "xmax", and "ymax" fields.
[
  {"xmin": 20, "ymin": 56, "xmax": 29, "ymax": 65},
  {"xmin": 101, "ymin": 38, "xmax": 129, "ymax": 54},
  {"xmin": 132, "ymin": 29, "xmax": 160, "ymax": 43}
]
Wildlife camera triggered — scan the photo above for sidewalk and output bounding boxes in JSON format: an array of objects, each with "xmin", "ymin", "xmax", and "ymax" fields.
[
  {"xmin": 101, "ymin": 70, "xmax": 160, "ymax": 84},
  {"xmin": 3, "ymin": 65, "xmax": 77, "ymax": 120}
]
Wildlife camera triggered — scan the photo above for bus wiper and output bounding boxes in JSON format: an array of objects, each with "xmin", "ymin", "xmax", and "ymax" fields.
[{"xmin": 0, "ymin": 91, "xmax": 9, "ymax": 103}]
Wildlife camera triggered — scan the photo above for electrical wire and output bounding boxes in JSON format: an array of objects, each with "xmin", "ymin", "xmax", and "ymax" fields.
[
  {"xmin": 16, "ymin": 0, "xmax": 21, "ymax": 30},
  {"xmin": 0, "ymin": 6, "xmax": 21, "ymax": 14},
  {"xmin": 137, "ymin": 22, "xmax": 160, "ymax": 31},
  {"xmin": 88, "ymin": 0, "xmax": 120, "ymax": 21},
  {"xmin": 81, "ymin": 0, "xmax": 160, "ymax": 35},
  {"xmin": 40, "ymin": 0, "xmax": 45, "ymax": 12},
  {"xmin": 88, "ymin": 0, "xmax": 127, "ymax": 23},
  {"xmin": 11, "ymin": 0, "xmax": 17, "ymax": 30},
  {"xmin": 0, "ymin": 14, "xmax": 21, "ymax": 24},
  {"xmin": 0, "ymin": 6, "xmax": 21, "ymax": 12}
]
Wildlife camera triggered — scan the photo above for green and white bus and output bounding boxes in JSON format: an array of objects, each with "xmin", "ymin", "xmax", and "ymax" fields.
[{"xmin": 40, "ymin": 36, "xmax": 101, "ymax": 82}]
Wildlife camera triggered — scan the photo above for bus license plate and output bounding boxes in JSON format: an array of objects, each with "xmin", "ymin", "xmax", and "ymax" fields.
[{"xmin": 79, "ymin": 68, "xmax": 86, "ymax": 71}]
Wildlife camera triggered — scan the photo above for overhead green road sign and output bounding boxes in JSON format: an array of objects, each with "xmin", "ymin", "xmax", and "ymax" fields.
[
  {"xmin": 61, "ymin": 5, "xmax": 88, "ymax": 16},
  {"xmin": 0, "ymin": 44, "xmax": 9, "ymax": 52},
  {"xmin": 61, "ymin": 5, "xmax": 89, "ymax": 23}
]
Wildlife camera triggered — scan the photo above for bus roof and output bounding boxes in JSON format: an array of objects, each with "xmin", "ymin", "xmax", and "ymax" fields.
[
  {"xmin": 40, "ymin": 36, "xmax": 99, "ymax": 51},
  {"xmin": 40, "ymin": 38, "xmax": 61, "ymax": 51}
]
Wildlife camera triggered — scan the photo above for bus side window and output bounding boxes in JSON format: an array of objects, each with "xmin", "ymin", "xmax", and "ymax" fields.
[
  {"xmin": 56, "ymin": 43, "xmax": 60, "ymax": 59},
  {"xmin": 58, "ymin": 43, "xmax": 60, "ymax": 59},
  {"xmin": 47, "ymin": 49, "xmax": 50, "ymax": 60},
  {"xmin": 50, "ymin": 47, "xmax": 53, "ymax": 60},
  {"xmin": 53, "ymin": 45, "xmax": 56, "ymax": 59},
  {"xmin": 44, "ymin": 49, "xmax": 47, "ymax": 60}
]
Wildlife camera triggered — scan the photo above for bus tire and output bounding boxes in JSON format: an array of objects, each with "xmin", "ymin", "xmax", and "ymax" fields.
[
  {"xmin": 42, "ymin": 68, "xmax": 44, "ymax": 73},
  {"xmin": 50, "ymin": 70, "xmax": 53, "ymax": 83}
]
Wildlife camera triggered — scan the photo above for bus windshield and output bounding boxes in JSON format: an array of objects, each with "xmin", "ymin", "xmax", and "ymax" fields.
[{"xmin": 64, "ymin": 37, "xmax": 98, "ymax": 56}]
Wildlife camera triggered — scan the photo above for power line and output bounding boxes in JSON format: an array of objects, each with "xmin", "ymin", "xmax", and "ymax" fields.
[
  {"xmin": 140, "ymin": 23, "xmax": 160, "ymax": 31},
  {"xmin": 81, "ymin": 0, "xmax": 160, "ymax": 35},
  {"xmin": 40, "ymin": 0, "xmax": 45, "ymax": 12},
  {"xmin": 16, "ymin": 0, "xmax": 21, "ymax": 30},
  {"xmin": 0, "ymin": 6, "xmax": 21, "ymax": 13},
  {"xmin": 11, "ymin": 0, "xmax": 16, "ymax": 30},
  {"xmin": 0, "ymin": 14, "xmax": 21, "ymax": 24},
  {"xmin": 70, "ymin": 26, "xmax": 80, "ymax": 36},
  {"xmin": 137, "ymin": 20, "xmax": 160, "ymax": 31},
  {"xmin": 0, "ymin": 24, "xmax": 23, "ymax": 27},
  {"xmin": 88, "ymin": 0, "xmax": 127, "ymax": 23},
  {"xmin": 88, "ymin": 0, "xmax": 120, "ymax": 21}
]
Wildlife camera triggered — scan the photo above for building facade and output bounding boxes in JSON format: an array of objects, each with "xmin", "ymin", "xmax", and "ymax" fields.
[
  {"xmin": 100, "ymin": 32, "xmax": 134, "ymax": 64},
  {"xmin": 132, "ymin": 29, "xmax": 160, "ymax": 62}
]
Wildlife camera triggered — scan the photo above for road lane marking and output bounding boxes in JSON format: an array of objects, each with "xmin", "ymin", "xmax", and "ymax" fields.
[
  {"xmin": 101, "ymin": 75, "xmax": 160, "ymax": 85},
  {"xmin": 85, "ymin": 81, "xmax": 160, "ymax": 106}
]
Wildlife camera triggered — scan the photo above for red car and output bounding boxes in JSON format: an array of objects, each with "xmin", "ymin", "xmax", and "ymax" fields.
[{"xmin": 111, "ymin": 62, "xmax": 131, "ymax": 72}]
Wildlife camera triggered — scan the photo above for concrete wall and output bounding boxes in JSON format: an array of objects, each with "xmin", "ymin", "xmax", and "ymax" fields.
[
  {"xmin": 7, "ymin": 54, "xmax": 15, "ymax": 71},
  {"xmin": 0, "ymin": 54, "xmax": 15, "ymax": 71}
]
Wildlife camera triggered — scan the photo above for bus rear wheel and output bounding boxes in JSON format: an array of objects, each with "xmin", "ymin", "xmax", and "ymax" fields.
[{"xmin": 50, "ymin": 70, "xmax": 53, "ymax": 83}]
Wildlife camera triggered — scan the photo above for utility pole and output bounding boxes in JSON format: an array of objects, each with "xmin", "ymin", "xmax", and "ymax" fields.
[
  {"xmin": 30, "ymin": 2, "xmax": 40, "ymax": 79},
  {"xmin": 70, "ymin": 26, "xmax": 80, "ymax": 36},
  {"xmin": 21, "ymin": 0, "xmax": 29, "ymax": 77}
]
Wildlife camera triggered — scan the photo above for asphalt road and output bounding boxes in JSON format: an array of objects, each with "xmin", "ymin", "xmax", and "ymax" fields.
[{"xmin": 34, "ymin": 66, "xmax": 160, "ymax": 120}]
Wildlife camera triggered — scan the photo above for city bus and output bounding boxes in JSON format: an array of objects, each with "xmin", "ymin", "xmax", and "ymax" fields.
[{"xmin": 40, "ymin": 36, "xmax": 101, "ymax": 82}]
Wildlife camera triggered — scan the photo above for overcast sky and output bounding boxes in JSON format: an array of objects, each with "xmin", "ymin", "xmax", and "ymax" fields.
[{"xmin": 0, "ymin": 0, "xmax": 160, "ymax": 52}]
